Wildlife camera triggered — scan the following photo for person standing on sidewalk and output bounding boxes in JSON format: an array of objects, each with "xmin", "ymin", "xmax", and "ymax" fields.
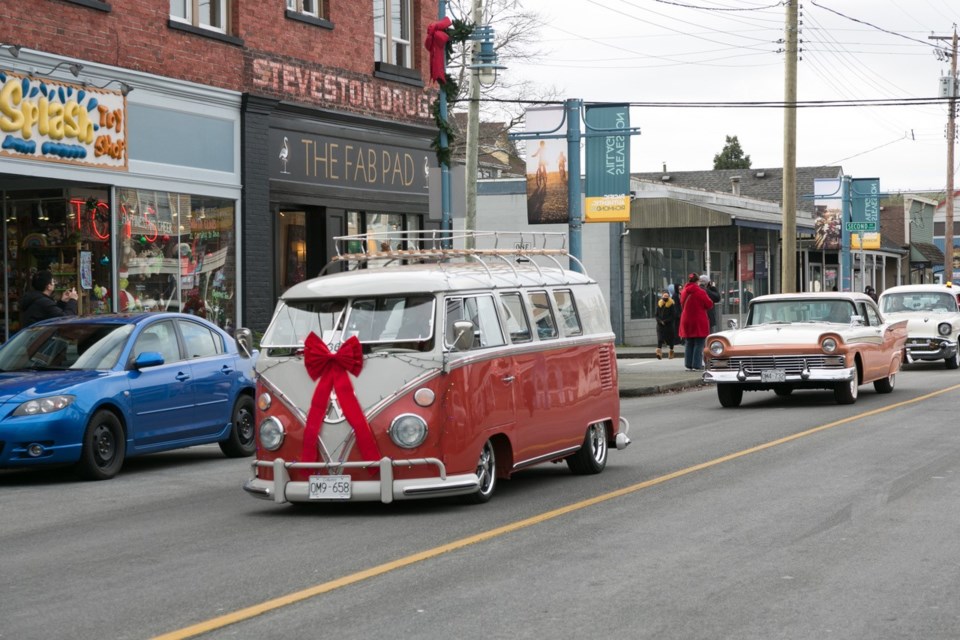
[
  {"xmin": 680, "ymin": 272, "xmax": 713, "ymax": 371},
  {"xmin": 654, "ymin": 289, "xmax": 678, "ymax": 359},
  {"xmin": 700, "ymin": 274, "xmax": 722, "ymax": 333}
]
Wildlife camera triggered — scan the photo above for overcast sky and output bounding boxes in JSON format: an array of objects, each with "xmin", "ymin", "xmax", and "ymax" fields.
[{"xmin": 506, "ymin": 0, "xmax": 959, "ymax": 194}]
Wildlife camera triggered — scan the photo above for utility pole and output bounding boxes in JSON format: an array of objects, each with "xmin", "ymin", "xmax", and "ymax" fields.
[
  {"xmin": 931, "ymin": 28, "xmax": 959, "ymax": 283},
  {"xmin": 464, "ymin": 0, "xmax": 483, "ymax": 249},
  {"xmin": 781, "ymin": 0, "xmax": 798, "ymax": 293}
]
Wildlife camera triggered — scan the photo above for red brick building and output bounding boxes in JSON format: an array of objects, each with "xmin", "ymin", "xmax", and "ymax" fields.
[{"xmin": 0, "ymin": 0, "xmax": 440, "ymax": 337}]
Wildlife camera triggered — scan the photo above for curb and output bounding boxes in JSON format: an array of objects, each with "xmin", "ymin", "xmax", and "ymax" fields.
[{"xmin": 619, "ymin": 379, "xmax": 706, "ymax": 398}]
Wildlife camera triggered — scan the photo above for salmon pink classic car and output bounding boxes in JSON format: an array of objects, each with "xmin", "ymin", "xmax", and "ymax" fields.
[{"xmin": 702, "ymin": 292, "xmax": 907, "ymax": 407}]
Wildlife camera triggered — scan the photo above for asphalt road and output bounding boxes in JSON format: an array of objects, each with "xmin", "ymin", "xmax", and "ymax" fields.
[{"xmin": 2, "ymin": 361, "xmax": 959, "ymax": 640}]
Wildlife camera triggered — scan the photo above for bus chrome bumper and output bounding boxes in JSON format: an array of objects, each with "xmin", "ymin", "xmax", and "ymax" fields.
[{"xmin": 243, "ymin": 456, "xmax": 480, "ymax": 504}]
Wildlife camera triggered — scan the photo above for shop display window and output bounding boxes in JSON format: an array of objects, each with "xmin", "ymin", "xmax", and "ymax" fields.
[
  {"xmin": 3, "ymin": 189, "xmax": 111, "ymax": 338},
  {"xmin": 117, "ymin": 189, "xmax": 237, "ymax": 331}
]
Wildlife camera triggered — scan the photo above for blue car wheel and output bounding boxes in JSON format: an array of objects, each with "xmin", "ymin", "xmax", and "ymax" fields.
[
  {"xmin": 76, "ymin": 410, "xmax": 126, "ymax": 480},
  {"xmin": 219, "ymin": 395, "xmax": 255, "ymax": 458}
]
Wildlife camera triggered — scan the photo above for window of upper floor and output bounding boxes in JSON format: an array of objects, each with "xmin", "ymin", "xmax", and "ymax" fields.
[
  {"xmin": 373, "ymin": 0, "xmax": 412, "ymax": 69},
  {"xmin": 170, "ymin": 0, "xmax": 228, "ymax": 34},
  {"xmin": 286, "ymin": 0, "xmax": 333, "ymax": 28}
]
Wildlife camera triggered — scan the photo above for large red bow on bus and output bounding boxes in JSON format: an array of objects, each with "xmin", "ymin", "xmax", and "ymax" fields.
[{"xmin": 300, "ymin": 333, "xmax": 381, "ymax": 464}]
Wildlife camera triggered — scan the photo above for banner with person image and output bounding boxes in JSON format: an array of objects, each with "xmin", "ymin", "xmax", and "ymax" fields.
[{"xmin": 524, "ymin": 106, "xmax": 569, "ymax": 224}]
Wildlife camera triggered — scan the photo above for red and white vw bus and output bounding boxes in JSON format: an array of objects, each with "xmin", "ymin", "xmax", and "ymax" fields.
[{"xmin": 240, "ymin": 231, "xmax": 630, "ymax": 505}]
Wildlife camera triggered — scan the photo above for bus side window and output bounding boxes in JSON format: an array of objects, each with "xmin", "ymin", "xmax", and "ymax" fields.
[
  {"xmin": 529, "ymin": 290, "xmax": 558, "ymax": 340},
  {"xmin": 500, "ymin": 292, "xmax": 532, "ymax": 343},
  {"xmin": 553, "ymin": 289, "xmax": 582, "ymax": 336},
  {"xmin": 445, "ymin": 295, "xmax": 506, "ymax": 349}
]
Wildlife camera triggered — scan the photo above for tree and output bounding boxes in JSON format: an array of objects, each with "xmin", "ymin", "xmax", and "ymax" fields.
[{"xmin": 713, "ymin": 135, "xmax": 752, "ymax": 170}]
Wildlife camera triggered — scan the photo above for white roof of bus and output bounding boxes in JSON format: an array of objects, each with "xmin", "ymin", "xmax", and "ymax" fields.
[{"xmin": 282, "ymin": 262, "xmax": 595, "ymax": 300}]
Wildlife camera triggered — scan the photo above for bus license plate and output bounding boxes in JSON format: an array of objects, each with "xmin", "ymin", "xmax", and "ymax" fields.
[
  {"xmin": 308, "ymin": 475, "xmax": 351, "ymax": 500},
  {"xmin": 761, "ymin": 369, "xmax": 786, "ymax": 383}
]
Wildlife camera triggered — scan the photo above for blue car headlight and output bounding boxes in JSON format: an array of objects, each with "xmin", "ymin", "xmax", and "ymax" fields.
[{"xmin": 13, "ymin": 395, "xmax": 75, "ymax": 416}]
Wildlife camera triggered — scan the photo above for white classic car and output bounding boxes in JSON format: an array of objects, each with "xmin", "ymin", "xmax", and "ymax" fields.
[
  {"xmin": 877, "ymin": 284, "xmax": 960, "ymax": 368},
  {"xmin": 702, "ymin": 292, "xmax": 908, "ymax": 407}
]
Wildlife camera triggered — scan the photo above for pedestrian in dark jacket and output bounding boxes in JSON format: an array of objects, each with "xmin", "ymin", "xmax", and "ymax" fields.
[
  {"xmin": 654, "ymin": 289, "xmax": 678, "ymax": 359},
  {"xmin": 700, "ymin": 274, "xmax": 722, "ymax": 333},
  {"xmin": 20, "ymin": 270, "xmax": 78, "ymax": 328},
  {"xmin": 680, "ymin": 273, "xmax": 714, "ymax": 371}
]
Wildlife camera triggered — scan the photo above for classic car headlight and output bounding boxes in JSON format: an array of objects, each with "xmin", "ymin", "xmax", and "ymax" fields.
[
  {"xmin": 938, "ymin": 322, "xmax": 952, "ymax": 337},
  {"xmin": 259, "ymin": 417, "xmax": 285, "ymax": 451},
  {"xmin": 821, "ymin": 337, "xmax": 838, "ymax": 353},
  {"xmin": 389, "ymin": 414, "xmax": 428, "ymax": 448},
  {"xmin": 708, "ymin": 340, "xmax": 725, "ymax": 356},
  {"xmin": 13, "ymin": 395, "xmax": 75, "ymax": 416}
]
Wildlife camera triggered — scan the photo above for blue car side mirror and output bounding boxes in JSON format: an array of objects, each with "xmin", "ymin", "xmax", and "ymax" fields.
[{"xmin": 134, "ymin": 351, "xmax": 164, "ymax": 368}]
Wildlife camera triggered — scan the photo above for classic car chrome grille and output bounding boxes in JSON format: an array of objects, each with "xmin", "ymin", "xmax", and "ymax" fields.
[{"xmin": 708, "ymin": 355, "xmax": 846, "ymax": 373}]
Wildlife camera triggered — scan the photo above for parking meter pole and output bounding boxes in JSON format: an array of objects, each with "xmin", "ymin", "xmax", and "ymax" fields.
[{"xmin": 566, "ymin": 98, "xmax": 583, "ymax": 273}]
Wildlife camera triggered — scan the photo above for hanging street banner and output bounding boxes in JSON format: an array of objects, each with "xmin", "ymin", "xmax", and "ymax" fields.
[
  {"xmin": 850, "ymin": 177, "xmax": 880, "ymax": 250},
  {"xmin": 524, "ymin": 106, "xmax": 568, "ymax": 224},
  {"xmin": 584, "ymin": 103, "xmax": 630, "ymax": 223},
  {"xmin": 813, "ymin": 178, "xmax": 842, "ymax": 251}
]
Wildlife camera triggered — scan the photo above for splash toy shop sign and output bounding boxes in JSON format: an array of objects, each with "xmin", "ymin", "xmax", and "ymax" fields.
[{"xmin": 0, "ymin": 69, "xmax": 127, "ymax": 170}]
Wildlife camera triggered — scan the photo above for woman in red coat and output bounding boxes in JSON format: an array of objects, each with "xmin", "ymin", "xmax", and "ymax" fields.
[{"xmin": 679, "ymin": 272, "xmax": 714, "ymax": 371}]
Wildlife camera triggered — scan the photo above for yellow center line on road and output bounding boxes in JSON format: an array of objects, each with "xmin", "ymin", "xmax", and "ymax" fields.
[{"xmin": 153, "ymin": 383, "xmax": 960, "ymax": 640}]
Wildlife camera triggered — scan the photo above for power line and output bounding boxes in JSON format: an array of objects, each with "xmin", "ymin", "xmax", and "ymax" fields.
[
  {"xmin": 651, "ymin": 0, "xmax": 784, "ymax": 11},
  {"xmin": 808, "ymin": 0, "xmax": 940, "ymax": 49}
]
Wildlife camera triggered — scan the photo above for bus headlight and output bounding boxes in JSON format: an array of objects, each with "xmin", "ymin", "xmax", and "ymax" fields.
[
  {"xmin": 259, "ymin": 417, "xmax": 285, "ymax": 451},
  {"xmin": 389, "ymin": 414, "xmax": 428, "ymax": 448}
]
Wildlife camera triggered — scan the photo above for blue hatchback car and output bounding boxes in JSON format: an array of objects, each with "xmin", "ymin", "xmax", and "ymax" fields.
[{"xmin": 0, "ymin": 312, "xmax": 257, "ymax": 480}]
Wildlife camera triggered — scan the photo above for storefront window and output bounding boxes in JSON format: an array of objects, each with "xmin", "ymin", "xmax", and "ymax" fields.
[
  {"xmin": 117, "ymin": 189, "xmax": 236, "ymax": 330},
  {"xmin": 3, "ymin": 188, "xmax": 111, "ymax": 338},
  {"xmin": 630, "ymin": 247, "xmax": 700, "ymax": 319},
  {"xmin": 278, "ymin": 210, "xmax": 306, "ymax": 292}
]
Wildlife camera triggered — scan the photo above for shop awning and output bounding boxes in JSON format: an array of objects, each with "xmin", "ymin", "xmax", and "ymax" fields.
[{"xmin": 628, "ymin": 196, "xmax": 816, "ymax": 233}]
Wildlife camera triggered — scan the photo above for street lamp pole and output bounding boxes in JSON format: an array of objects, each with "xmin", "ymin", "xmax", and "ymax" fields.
[{"xmin": 437, "ymin": 4, "xmax": 452, "ymax": 248}]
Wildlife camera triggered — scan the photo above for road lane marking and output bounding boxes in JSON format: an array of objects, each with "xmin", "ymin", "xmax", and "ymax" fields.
[{"xmin": 152, "ymin": 383, "xmax": 960, "ymax": 640}]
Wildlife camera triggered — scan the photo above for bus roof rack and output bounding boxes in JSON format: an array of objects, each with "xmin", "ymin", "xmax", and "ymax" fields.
[{"xmin": 325, "ymin": 230, "xmax": 588, "ymax": 280}]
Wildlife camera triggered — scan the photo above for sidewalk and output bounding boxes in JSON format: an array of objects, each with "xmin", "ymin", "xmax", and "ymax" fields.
[{"xmin": 616, "ymin": 345, "xmax": 706, "ymax": 397}]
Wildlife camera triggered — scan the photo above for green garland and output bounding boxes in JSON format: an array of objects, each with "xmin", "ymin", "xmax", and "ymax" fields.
[{"xmin": 431, "ymin": 18, "xmax": 474, "ymax": 168}]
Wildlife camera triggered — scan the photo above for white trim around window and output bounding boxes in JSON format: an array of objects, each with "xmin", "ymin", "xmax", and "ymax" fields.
[{"xmin": 170, "ymin": 0, "xmax": 228, "ymax": 34}]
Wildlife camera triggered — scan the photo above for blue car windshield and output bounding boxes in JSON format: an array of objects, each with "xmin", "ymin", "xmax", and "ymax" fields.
[{"xmin": 0, "ymin": 323, "xmax": 135, "ymax": 371}]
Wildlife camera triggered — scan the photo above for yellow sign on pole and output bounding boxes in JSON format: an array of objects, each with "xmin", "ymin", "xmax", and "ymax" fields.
[{"xmin": 851, "ymin": 232, "xmax": 881, "ymax": 250}]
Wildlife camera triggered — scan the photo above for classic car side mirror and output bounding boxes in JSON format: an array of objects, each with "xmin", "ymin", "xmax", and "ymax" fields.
[
  {"xmin": 451, "ymin": 320, "xmax": 475, "ymax": 352},
  {"xmin": 727, "ymin": 319, "xmax": 738, "ymax": 330},
  {"xmin": 235, "ymin": 327, "xmax": 254, "ymax": 359}
]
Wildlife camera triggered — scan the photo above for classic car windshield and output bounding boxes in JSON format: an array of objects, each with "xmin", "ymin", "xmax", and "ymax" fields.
[
  {"xmin": 880, "ymin": 292, "xmax": 958, "ymax": 314},
  {"xmin": 261, "ymin": 295, "xmax": 435, "ymax": 351},
  {"xmin": 747, "ymin": 299, "xmax": 857, "ymax": 326},
  {"xmin": 0, "ymin": 323, "xmax": 134, "ymax": 371}
]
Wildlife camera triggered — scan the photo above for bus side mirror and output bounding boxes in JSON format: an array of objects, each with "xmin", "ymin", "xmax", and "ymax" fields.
[
  {"xmin": 235, "ymin": 327, "xmax": 254, "ymax": 358},
  {"xmin": 452, "ymin": 321, "xmax": 475, "ymax": 352}
]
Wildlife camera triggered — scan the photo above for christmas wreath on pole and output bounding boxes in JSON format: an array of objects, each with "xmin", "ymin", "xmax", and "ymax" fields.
[{"xmin": 424, "ymin": 16, "xmax": 474, "ymax": 167}]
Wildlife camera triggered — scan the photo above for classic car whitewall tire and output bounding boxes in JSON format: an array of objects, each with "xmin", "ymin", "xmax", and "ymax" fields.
[
  {"xmin": 566, "ymin": 422, "xmax": 608, "ymax": 475},
  {"xmin": 834, "ymin": 377, "xmax": 859, "ymax": 404},
  {"xmin": 76, "ymin": 410, "xmax": 126, "ymax": 480},
  {"xmin": 717, "ymin": 384, "xmax": 744, "ymax": 408},
  {"xmin": 873, "ymin": 372, "xmax": 896, "ymax": 394},
  {"xmin": 946, "ymin": 344, "xmax": 960, "ymax": 370},
  {"xmin": 463, "ymin": 439, "xmax": 497, "ymax": 504}
]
